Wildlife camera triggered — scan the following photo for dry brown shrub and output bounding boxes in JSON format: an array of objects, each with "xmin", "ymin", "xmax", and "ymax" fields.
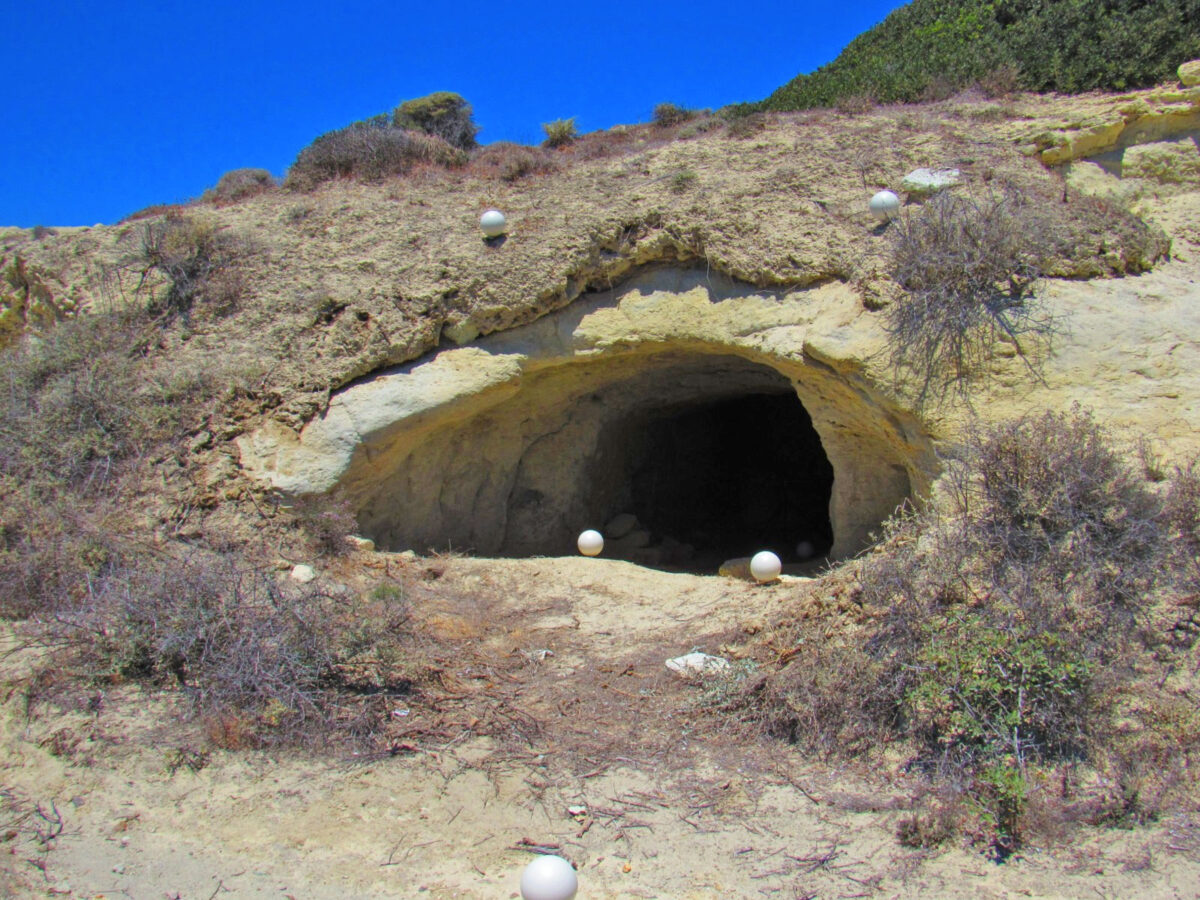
[
  {"xmin": 120, "ymin": 203, "xmax": 188, "ymax": 224},
  {"xmin": 203, "ymin": 167, "xmax": 276, "ymax": 206},
  {"xmin": 835, "ymin": 93, "xmax": 876, "ymax": 115},
  {"xmin": 725, "ymin": 112, "xmax": 768, "ymax": 138},
  {"xmin": 139, "ymin": 212, "xmax": 250, "ymax": 317},
  {"xmin": 468, "ymin": 142, "xmax": 559, "ymax": 182},
  {"xmin": 652, "ymin": 102, "xmax": 697, "ymax": 127},
  {"xmin": 978, "ymin": 63, "xmax": 1021, "ymax": 99},
  {"xmin": 285, "ymin": 125, "xmax": 466, "ymax": 190},
  {"xmin": 289, "ymin": 492, "xmax": 357, "ymax": 559}
]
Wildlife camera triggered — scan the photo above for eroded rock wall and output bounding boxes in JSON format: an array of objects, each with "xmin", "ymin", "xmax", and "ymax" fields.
[{"xmin": 239, "ymin": 269, "xmax": 933, "ymax": 560}]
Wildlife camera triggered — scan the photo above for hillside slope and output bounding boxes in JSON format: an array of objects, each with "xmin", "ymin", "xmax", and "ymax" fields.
[{"xmin": 761, "ymin": 0, "xmax": 1200, "ymax": 111}]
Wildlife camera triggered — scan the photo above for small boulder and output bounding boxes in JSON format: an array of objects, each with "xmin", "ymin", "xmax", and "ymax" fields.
[
  {"xmin": 605, "ymin": 512, "xmax": 639, "ymax": 539},
  {"xmin": 346, "ymin": 535, "xmax": 376, "ymax": 552},
  {"xmin": 900, "ymin": 167, "xmax": 961, "ymax": 195},
  {"xmin": 290, "ymin": 564, "xmax": 317, "ymax": 584},
  {"xmin": 1179, "ymin": 59, "xmax": 1200, "ymax": 87},
  {"xmin": 718, "ymin": 557, "xmax": 753, "ymax": 580},
  {"xmin": 666, "ymin": 652, "xmax": 731, "ymax": 677},
  {"xmin": 1124, "ymin": 139, "xmax": 1200, "ymax": 186},
  {"xmin": 609, "ymin": 528, "xmax": 651, "ymax": 550}
]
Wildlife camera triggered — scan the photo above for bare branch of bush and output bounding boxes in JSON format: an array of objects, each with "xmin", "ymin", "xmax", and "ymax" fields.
[
  {"xmin": 139, "ymin": 212, "xmax": 249, "ymax": 317},
  {"xmin": 885, "ymin": 187, "xmax": 1058, "ymax": 406}
]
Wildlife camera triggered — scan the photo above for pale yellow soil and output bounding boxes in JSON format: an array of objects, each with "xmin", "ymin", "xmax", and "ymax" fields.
[{"xmin": 4, "ymin": 555, "xmax": 1200, "ymax": 899}]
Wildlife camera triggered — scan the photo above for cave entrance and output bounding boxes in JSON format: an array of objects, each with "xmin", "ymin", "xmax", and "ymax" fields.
[
  {"xmin": 591, "ymin": 392, "xmax": 833, "ymax": 570},
  {"xmin": 333, "ymin": 348, "xmax": 912, "ymax": 572}
]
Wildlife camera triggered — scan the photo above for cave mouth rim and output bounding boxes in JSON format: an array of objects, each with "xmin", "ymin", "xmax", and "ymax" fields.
[{"xmin": 340, "ymin": 345, "xmax": 915, "ymax": 571}]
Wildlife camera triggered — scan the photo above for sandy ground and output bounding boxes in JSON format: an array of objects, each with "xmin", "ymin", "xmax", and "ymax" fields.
[{"xmin": 4, "ymin": 555, "xmax": 1200, "ymax": 899}]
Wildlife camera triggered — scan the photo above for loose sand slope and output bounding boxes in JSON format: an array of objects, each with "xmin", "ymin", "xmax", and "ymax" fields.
[{"xmin": 4, "ymin": 555, "xmax": 1200, "ymax": 899}]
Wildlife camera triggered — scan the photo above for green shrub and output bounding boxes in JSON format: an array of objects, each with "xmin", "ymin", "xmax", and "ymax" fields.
[
  {"xmin": 652, "ymin": 102, "xmax": 697, "ymax": 127},
  {"xmin": 669, "ymin": 169, "xmax": 698, "ymax": 193},
  {"xmin": 725, "ymin": 407, "xmax": 1179, "ymax": 852},
  {"xmin": 0, "ymin": 256, "xmax": 72, "ymax": 350},
  {"xmin": 392, "ymin": 91, "xmax": 479, "ymax": 150},
  {"xmin": 760, "ymin": 0, "xmax": 1200, "ymax": 112},
  {"xmin": 542, "ymin": 117, "xmax": 578, "ymax": 148},
  {"xmin": 203, "ymin": 167, "xmax": 275, "ymax": 206}
]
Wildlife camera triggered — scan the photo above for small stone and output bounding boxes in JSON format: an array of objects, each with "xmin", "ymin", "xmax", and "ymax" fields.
[
  {"xmin": 1179, "ymin": 59, "xmax": 1200, "ymax": 87},
  {"xmin": 346, "ymin": 535, "xmax": 376, "ymax": 552},
  {"xmin": 290, "ymin": 564, "xmax": 317, "ymax": 584},
  {"xmin": 605, "ymin": 512, "xmax": 638, "ymax": 539},
  {"xmin": 188, "ymin": 431, "xmax": 213, "ymax": 453},
  {"xmin": 666, "ymin": 652, "xmax": 731, "ymax": 677},
  {"xmin": 900, "ymin": 167, "xmax": 961, "ymax": 195},
  {"xmin": 718, "ymin": 557, "xmax": 753, "ymax": 580}
]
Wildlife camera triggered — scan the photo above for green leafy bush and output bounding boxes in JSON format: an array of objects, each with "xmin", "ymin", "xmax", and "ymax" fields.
[
  {"xmin": 725, "ymin": 406, "xmax": 1190, "ymax": 852},
  {"xmin": 542, "ymin": 117, "xmax": 578, "ymax": 148},
  {"xmin": 392, "ymin": 91, "xmax": 479, "ymax": 150},
  {"xmin": 760, "ymin": 0, "xmax": 1200, "ymax": 112}
]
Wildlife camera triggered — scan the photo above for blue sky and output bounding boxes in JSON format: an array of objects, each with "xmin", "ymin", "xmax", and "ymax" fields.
[{"xmin": 3, "ymin": 1, "xmax": 906, "ymax": 227}]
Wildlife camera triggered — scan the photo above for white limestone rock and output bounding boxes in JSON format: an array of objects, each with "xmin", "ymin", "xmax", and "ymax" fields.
[{"xmin": 900, "ymin": 167, "xmax": 961, "ymax": 195}]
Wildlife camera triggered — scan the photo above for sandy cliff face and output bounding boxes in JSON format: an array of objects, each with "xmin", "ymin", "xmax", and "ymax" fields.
[{"xmin": 2, "ymin": 75, "xmax": 1198, "ymax": 557}]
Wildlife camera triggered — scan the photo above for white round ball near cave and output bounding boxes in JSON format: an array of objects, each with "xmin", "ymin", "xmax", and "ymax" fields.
[
  {"xmin": 868, "ymin": 190, "xmax": 900, "ymax": 222},
  {"xmin": 520, "ymin": 854, "xmax": 578, "ymax": 900},
  {"xmin": 577, "ymin": 529, "xmax": 604, "ymax": 557},
  {"xmin": 480, "ymin": 209, "xmax": 507, "ymax": 237},
  {"xmin": 750, "ymin": 550, "xmax": 782, "ymax": 583}
]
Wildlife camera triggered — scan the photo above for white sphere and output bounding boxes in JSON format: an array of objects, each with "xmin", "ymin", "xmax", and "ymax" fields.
[
  {"xmin": 577, "ymin": 529, "xmax": 604, "ymax": 557},
  {"xmin": 750, "ymin": 550, "xmax": 782, "ymax": 583},
  {"xmin": 521, "ymin": 854, "xmax": 578, "ymax": 900},
  {"xmin": 868, "ymin": 190, "xmax": 900, "ymax": 222},
  {"xmin": 480, "ymin": 209, "xmax": 507, "ymax": 237}
]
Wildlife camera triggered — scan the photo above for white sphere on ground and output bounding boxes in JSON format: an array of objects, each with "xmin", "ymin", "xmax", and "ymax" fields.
[
  {"xmin": 520, "ymin": 854, "xmax": 578, "ymax": 900},
  {"xmin": 750, "ymin": 550, "xmax": 782, "ymax": 583},
  {"xmin": 868, "ymin": 190, "xmax": 900, "ymax": 222},
  {"xmin": 480, "ymin": 209, "xmax": 507, "ymax": 237},
  {"xmin": 577, "ymin": 529, "xmax": 604, "ymax": 557}
]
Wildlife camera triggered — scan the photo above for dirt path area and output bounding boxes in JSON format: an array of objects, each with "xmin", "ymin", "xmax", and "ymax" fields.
[{"xmin": 4, "ymin": 556, "xmax": 1200, "ymax": 898}]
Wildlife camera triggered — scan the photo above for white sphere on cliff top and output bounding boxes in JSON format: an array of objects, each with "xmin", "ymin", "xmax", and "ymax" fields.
[
  {"xmin": 750, "ymin": 550, "xmax": 782, "ymax": 583},
  {"xmin": 480, "ymin": 209, "xmax": 507, "ymax": 237},
  {"xmin": 869, "ymin": 190, "xmax": 900, "ymax": 222},
  {"xmin": 577, "ymin": 529, "xmax": 604, "ymax": 557},
  {"xmin": 520, "ymin": 854, "xmax": 578, "ymax": 900}
]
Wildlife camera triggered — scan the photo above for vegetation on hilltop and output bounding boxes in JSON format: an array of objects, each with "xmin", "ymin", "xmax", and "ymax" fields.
[{"xmin": 761, "ymin": 0, "xmax": 1200, "ymax": 112}]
